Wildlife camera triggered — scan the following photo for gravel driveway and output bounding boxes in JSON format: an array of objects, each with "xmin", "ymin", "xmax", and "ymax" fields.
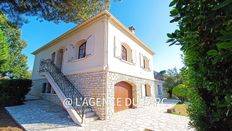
[{"xmin": 6, "ymin": 99, "xmax": 194, "ymax": 131}]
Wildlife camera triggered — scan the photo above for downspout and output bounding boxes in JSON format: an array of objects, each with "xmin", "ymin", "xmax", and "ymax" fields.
[{"xmin": 103, "ymin": 14, "xmax": 109, "ymax": 120}]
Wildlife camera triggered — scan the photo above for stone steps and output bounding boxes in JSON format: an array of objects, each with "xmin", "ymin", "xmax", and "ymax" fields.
[
  {"xmin": 40, "ymin": 59, "xmax": 99, "ymax": 125},
  {"xmin": 85, "ymin": 111, "xmax": 96, "ymax": 118},
  {"xmin": 84, "ymin": 115, "xmax": 99, "ymax": 123}
]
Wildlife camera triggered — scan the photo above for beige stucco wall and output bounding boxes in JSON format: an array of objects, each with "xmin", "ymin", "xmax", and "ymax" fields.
[
  {"xmin": 107, "ymin": 19, "xmax": 154, "ymax": 81},
  {"xmin": 32, "ymin": 16, "xmax": 155, "ymax": 81},
  {"xmin": 32, "ymin": 18, "xmax": 106, "ymax": 80}
]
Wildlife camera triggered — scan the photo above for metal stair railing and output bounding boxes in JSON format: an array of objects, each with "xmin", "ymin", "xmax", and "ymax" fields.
[{"xmin": 39, "ymin": 59, "xmax": 86, "ymax": 123}]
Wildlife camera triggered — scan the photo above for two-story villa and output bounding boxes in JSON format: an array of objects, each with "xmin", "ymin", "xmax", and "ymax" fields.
[{"xmin": 30, "ymin": 10, "xmax": 155, "ymax": 125}]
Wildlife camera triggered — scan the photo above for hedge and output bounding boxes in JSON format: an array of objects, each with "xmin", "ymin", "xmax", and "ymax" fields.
[
  {"xmin": 168, "ymin": 0, "xmax": 232, "ymax": 130},
  {"xmin": 0, "ymin": 79, "xmax": 31, "ymax": 106}
]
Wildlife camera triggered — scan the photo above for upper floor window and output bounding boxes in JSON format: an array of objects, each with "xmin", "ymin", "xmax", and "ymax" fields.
[
  {"xmin": 140, "ymin": 54, "xmax": 150, "ymax": 71},
  {"xmin": 78, "ymin": 42, "xmax": 86, "ymax": 59},
  {"xmin": 121, "ymin": 45, "xmax": 127, "ymax": 61},
  {"xmin": 144, "ymin": 56, "xmax": 149, "ymax": 70},
  {"xmin": 114, "ymin": 36, "xmax": 136, "ymax": 64}
]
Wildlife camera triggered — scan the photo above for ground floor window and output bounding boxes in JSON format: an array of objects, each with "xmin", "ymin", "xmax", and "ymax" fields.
[
  {"xmin": 42, "ymin": 83, "xmax": 46, "ymax": 93},
  {"xmin": 141, "ymin": 84, "xmax": 151, "ymax": 97},
  {"xmin": 158, "ymin": 85, "xmax": 162, "ymax": 95},
  {"xmin": 41, "ymin": 83, "xmax": 55, "ymax": 94}
]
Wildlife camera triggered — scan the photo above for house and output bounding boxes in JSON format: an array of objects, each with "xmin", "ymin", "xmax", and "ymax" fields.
[
  {"xmin": 30, "ymin": 10, "xmax": 155, "ymax": 125},
  {"xmin": 154, "ymin": 71, "xmax": 164, "ymax": 99}
]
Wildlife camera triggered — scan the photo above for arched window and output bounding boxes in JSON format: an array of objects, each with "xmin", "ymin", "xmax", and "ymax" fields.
[
  {"xmin": 121, "ymin": 45, "xmax": 127, "ymax": 61},
  {"xmin": 143, "ymin": 56, "xmax": 150, "ymax": 70},
  {"xmin": 78, "ymin": 42, "xmax": 86, "ymax": 59}
]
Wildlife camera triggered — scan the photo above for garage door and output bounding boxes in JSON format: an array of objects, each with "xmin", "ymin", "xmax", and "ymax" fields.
[{"xmin": 114, "ymin": 81, "xmax": 132, "ymax": 112}]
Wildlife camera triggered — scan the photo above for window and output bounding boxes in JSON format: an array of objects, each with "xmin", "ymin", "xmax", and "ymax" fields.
[
  {"xmin": 145, "ymin": 84, "xmax": 151, "ymax": 96},
  {"xmin": 41, "ymin": 83, "xmax": 54, "ymax": 94},
  {"xmin": 140, "ymin": 55, "xmax": 150, "ymax": 71},
  {"xmin": 143, "ymin": 59, "xmax": 146, "ymax": 68},
  {"xmin": 51, "ymin": 88, "xmax": 56, "ymax": 94},
  {"xmin": 51, "ymin": 52, "xmax": 56, "ymax": 64},
  {"xmin": 158, "ymin": 85, "xmax": 162, "ymax": 95},
  {"xmin": 78, "ymin": 42, "xmax": 86, "ymax": 59},
  {"xmin": 46, "ymin": 83, "xmax": 51, "ymax": 93},
  {"xmin": 121, "ymin": 45, "xmax": 127, "ymax": 61},
  {"xmin": 42, "ymin": 83, "xmax": 46, "ymax": 93},
  {"xmin": 141, "ymin": 84, "xmax": 151, "ymax": 97}
]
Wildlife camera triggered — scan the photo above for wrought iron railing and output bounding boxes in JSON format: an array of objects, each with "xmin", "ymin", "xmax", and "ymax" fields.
[{"xmin": 39, "ymin": 59, "xmax": 86, "ymax": 123}]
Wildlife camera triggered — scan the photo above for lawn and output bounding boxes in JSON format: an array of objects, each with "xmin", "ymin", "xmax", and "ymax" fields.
[
  {"xmin": 168, "ymin": 103, "xmax": 189, "ymax": 116},
  {"xmin": 0, "ymin": 106, "xmax": 24, "ymax": 131}
]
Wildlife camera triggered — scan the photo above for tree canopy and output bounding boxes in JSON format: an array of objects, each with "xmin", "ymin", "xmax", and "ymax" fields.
[
  {"xmin": 0, "ymin": 29, "xmax": 9, "ymax": 66},
  {"xmin": 168, "ymin": 0, "xmax": 232, "ymax": 130},
  {"xmin": 0, "ymin": 0, "xmax": 110, "ymax": 27},
  {"xmin": 0, "ymin": 1, "xmax": 111, "ymax": 79},
  {"xmin": 0, "ymin": 14, "xmax": 29, "ymax": 79},
  {"xmin": 163, "ymin": 68, "xmax": 181, "ymax": 98}
]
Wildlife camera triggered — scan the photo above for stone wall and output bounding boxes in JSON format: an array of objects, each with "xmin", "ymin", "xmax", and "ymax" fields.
[
  {"xmin": 31, "ymin": 71, "xmax": 156, "ymax": 120},
  {"xmin": 67, "ymin": 71, "xmax": 107, "ymax": 120},
  {"xmin": 30, "ymin": 78, "xmax": 62, "ymax": 106},
  {"xmin": 106, "ymin": 71, "xmax": 155, "ymax": 119}
]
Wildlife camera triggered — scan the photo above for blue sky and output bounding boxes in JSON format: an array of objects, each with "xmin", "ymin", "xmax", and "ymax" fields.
[{"xmin": 21, "ymin": 0, "xmax": 183, "ymax": 72}]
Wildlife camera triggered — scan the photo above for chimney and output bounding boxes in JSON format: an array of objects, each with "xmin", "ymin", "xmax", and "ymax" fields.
[{"xmin": 129, "ymin": 26, "xmax": 135, "ymax": 34}]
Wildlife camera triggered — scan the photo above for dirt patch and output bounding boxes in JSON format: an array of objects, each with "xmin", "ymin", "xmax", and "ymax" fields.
[{"xmin": 0, "ymin": 106, "xmax": 24, "ymax": 131}]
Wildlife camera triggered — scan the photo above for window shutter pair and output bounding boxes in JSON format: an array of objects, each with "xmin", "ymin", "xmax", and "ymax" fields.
[
  {"xmin": 66, "ymin": 34, "xmax": 95, "ymax": 61},
  {"xmin": 114, "ymin": 36, "xmax": 137, "ymax": 64},
  {"xmin": 140, "ymin": 53, "xmax": 152, "ymax": 70},
  {"xmin": 86, "ymin": 35, "xmax": 95, "ymax": 56}
]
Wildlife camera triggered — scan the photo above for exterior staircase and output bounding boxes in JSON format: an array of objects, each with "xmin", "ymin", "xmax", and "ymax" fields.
[{"xmin": 39, "ymin": 59, "xmax": 98, "ymax": 126}]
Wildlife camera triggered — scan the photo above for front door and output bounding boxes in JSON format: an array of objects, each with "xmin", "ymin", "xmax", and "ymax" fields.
[
  {"xmin": 114, "ymin": 81, "xmax": 132, "ymax": 112},
  {"xmin": 56, "ymin": 49, "xmax": 63, "ymax": 70},
  {"xmin": 51, "ymin": 52, "xmax": 56, "ymax": 64}
]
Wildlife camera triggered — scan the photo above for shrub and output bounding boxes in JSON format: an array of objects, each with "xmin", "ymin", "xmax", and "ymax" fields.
[
  {"xmin": 172, "ymin": 84, "xmax": 189, "ymax": 103},
  {"xmin": 0, "ymin": 79, "xmax": 31, "ymax": 106},
  {"xmin": 168, "ymin": 0, "xmax": 232, "ymax": 130}
]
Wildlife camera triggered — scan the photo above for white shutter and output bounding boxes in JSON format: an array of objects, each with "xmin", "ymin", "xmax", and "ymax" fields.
[
  {"xmin": 140, "ymin": 53, "xmax": 144, "ymax": 68},
  {"xmin": 141, "ymin": 84, "xmax": 146, "ymax": 98},
  {"xmin": 114, "ymin": 36, "xmax": 121, "ymax": 58},
  {"xmin": 148, "ymin": 59, "xmax": 152, "ymax": 71},
  {"xmin": 86, "ymin": 35, "xmax": 95, "ymax": 56},
  {"xmin": 67, "ymin": 44, "xmax": 75, "ymax": 61},
  {"xmin": 132, "ymin": 49, "xmax": 137, "ymax": 64}
]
